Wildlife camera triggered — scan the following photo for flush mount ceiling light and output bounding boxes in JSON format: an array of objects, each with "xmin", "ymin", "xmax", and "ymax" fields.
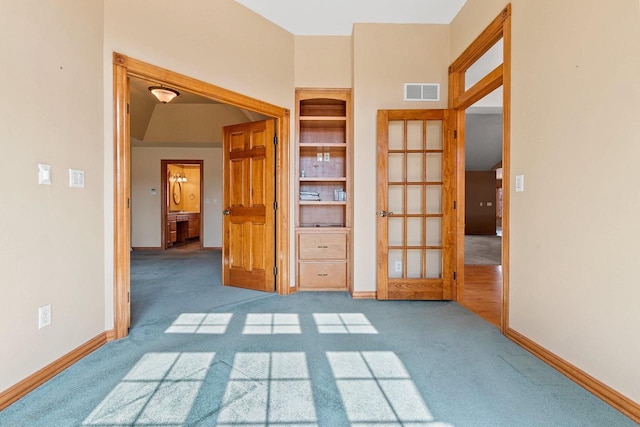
[{"xmin": 148, "ymin": 85, "xmax": 180, "ymax": 103}]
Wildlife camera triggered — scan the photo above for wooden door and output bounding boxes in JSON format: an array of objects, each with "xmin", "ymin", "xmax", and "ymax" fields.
[
  {"xmin": 223, "ymin": 120, "xmax": 275, "ymax": 292},
  {"xmin": 376, "ymin": 110, "xmax": 454, "ymax": 300}
]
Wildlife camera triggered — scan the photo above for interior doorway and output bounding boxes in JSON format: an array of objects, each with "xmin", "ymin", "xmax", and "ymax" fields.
[
  {"xmin": 448, "ymin": 5, "xmax": 511, "ymax": 332},
  {"xmin": 161, "ymin": 160, "xmax": 204, "ymax": 250},
  {"xmin": 113, "ymin": 53, "xmax": 291, "ymax": 339}
]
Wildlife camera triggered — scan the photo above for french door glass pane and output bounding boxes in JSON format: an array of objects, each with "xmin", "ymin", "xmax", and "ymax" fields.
[
  {"xmin": 426, "ymin": 185, "xmax": 442, "ymax": 214},
  {"xmin": 407, "ymin": 121, "xmax": 423, "ymax": 150},
  {"xmin": 406, "ymin": 153, "xmax": 423, "ymax": 182},
  {"xmin": 407, "ymin": 250, "xmax": 422, "ymax": 279},
  {"xmin": 388, "ymin": 217, "xmax": 404, "ymax": 246},
  {"xmin": 388, "ymin": 186, "xmax": 404, "ymax": 214},
  {"xmin": 388, "ymin": 250, "xmax": 403, "ymax": 279},
  {"xmin": 388, "ymin": 121, "xmax": 404, "ymax": 150},
  {"xmin": 388, "ymin": 153, "xmax": 404, "ymax": 182},
  {"xmin": 406, "ymin": 218, "xmax": 423, "ymax": 246},
  {"xmin": 426, "ymin": 121, "xmax": 443, "ymax": 150},
  {"xmin": 406, "ymin": 185, "xmax": 423, "ymax": 214},
  {"xmin": 426, "ymin": 153, "xmax": 442, "ymax": 182},
  {"xmin": 426, "ymin": 218, "xmax": 442, "ymax": 246},
  {"xmin": 426, "ymin": 250, "xmax": 442, "ymax": 279}
]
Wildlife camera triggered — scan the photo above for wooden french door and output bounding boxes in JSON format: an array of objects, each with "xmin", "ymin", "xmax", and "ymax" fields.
[
  {"xmin": 222, "ymin": 120, "xmax": 275, "ymax": 292},
  {"xmin": 376, "ymin": 110, "xmax": 454, "ymax": 300}
]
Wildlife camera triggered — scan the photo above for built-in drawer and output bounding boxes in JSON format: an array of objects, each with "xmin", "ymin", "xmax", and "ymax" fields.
[
  {"xmin": 170, "ymin": 231, "xmax": 177, "ymax": 243},
  {"xmin": 299, "ymin": 233, "xmax": 347, "ymax": 260},
  {"xmin": 299, "ymin": 262, "xmax": 346, "ymax": 290},
  {"xmin": 169, "ymin": 221, "xmax": 177, "ymax": 231}
]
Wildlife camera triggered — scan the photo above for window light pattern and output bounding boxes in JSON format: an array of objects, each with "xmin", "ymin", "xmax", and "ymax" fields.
[
  {"xmin": 83, "ymin": 352, "xmax": 214, "ymax": 426},
  {"xmin": 216, "ymin": 352, "xmax": 317, "ymax": 426},
  {"xmin": 313, "ymin": 313, "xmax": 378, "ymax": 334},
  {"xmin": 242, "ymin": 313, "xmax": 301, "ymax": 334},
  {"xmin": 327, "ymin": 351, "xmax": 451, "ymax": 426},
  {"xmin": 165, "ymin": 313, "xmax": 233, "ymax": 334}
]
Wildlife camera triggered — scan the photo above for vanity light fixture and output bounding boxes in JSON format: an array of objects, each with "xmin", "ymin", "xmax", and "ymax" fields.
[
  {"xmin": 148, "ymin": 85, "xmax": 180, "ymax": 103},
  {"xmin": 172, "ymin": 172, "xmax": 188, "ymax": 182}
]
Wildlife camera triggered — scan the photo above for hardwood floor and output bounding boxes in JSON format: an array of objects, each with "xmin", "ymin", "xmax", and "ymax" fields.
[{"xmin": 462, "ymin": 265, "xmax": 502, "ymax": 328}]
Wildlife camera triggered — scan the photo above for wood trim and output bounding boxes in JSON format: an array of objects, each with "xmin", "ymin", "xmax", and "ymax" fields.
[
  {"xmin": 202, "ymin": 246, "xmax": 222, "ymax": 251},
  {"xmin": 113, "ymin": 53, "xmax": 131, "ymax": 339},
  {"xmin": 113, "ymin": 53, "xmax": 291, "ymax": 338},
  {"xmin": 448, "ymin": 5, "xmax": 511, "ymax": 335},
  {"xmin": 131, "ymin": 247, "xmax": 162, "ymax": 251},
  {"xmin": 501, "ymin": 11, "xmax": 512, "ymax": 334},
  {"xmin": 105, "ymin": 329, "xmax": 116, "ymax": 342},
  {"xmin": 0, "ymin": 332, "xmax": 109, "ymax": 410},
  {"xmin": 449, "ymin": 4, "xmax": 511, "ymax": 73},
  {"xmin": 376, "ymin": 110, "xmax": 389, "ymax": 300},
  {"xmin": 507, "ymin": 328, "xmax": 640, "ymax": 423},
  {"xmin": 351, "ymin": 291, "xmax": 377, "ymax": 299},
  {"xmin": 453, "ymin": 65, "xmax": 503, "ymax": 110}
]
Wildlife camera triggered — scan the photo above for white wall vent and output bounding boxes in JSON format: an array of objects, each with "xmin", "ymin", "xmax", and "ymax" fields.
[{"xmin": 404, "ymin": 83, "xmax": 440, "ymax": 101}]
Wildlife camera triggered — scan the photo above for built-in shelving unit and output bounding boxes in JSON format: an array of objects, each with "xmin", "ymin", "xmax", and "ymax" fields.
[{"xmin": 295, "ymin": 89, "xmax": 352, "ymax": 291}]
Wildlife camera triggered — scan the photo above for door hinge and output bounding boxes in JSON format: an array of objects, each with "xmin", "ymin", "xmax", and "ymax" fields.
[
  {"xmin": 453, "ymin": 200, "xmax": 456, "ymax": 210},
  {"xmin": 273, "ymin": 266, "xmax": 278, "ymax": 276},
  {"xmin": 127, "ymin": 198, "xmax": 130, "ymax": 209},
  {"xmin": 273, "ymin": 134, "xmax": 278, "ymax": 145},
  {"xmin": 127, "ymin": 292, "xmax": 130, "ymax": 303},
  {"xmin": 453, "ymin": 271, "xmax": 457, "ymax": 281},
  {"xmin": 126, "ymin": 103, "xmax": 130, "ymax": 114},
  {"xmin": 453, "ymin": 130, "xmax": 457, "ymax": 139},
  {"xmin": 273, "ymin": 201, "xmax": 278, "ymax": 210}
]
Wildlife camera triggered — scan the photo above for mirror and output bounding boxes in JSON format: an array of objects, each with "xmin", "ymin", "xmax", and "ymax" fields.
[{"xmin": 173, "ymin": 181, "xmax": 182, "ymax": 204}]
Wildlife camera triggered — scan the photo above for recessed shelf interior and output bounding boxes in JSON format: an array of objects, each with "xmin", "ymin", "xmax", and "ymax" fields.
[
  {"xmin": 300, "ymin": 204, "xmax": 346, "ymax": 228},
  {"xmin": 299, "ymin": 146, "xmax": 346, "ymax": 179},
  {"xmin": 300, "ymin": 98, "xmax": 346, "ymax": 117}
]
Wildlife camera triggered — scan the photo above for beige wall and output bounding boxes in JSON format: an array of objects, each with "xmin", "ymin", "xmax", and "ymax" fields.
[
  {"xmin": 352, "ymin": 24, "xmax": 449, "ymax": 292},
  {"xmin": 103, "ymin": 0, "xmax": 295, "ymax": 328},
  {"xmin": 295, "ymin": 36, "xmax": 353, "ymax": 88},
  {"xmin": 452, "ymin": 0, "xmax": 640, "ymax": 402},
  {"xmin": 0, "ymin": 1, "xmax": 105, "ymax": 391},
  {"xmin": 132, "ymin": 148, "xmax": 222, "ymax": 248}
]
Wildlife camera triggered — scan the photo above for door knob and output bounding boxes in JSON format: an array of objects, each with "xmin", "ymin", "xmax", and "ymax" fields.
[
  {"xmin": 223, "ymin": 209, "xmax": 230, "ymax": 215},
  {"xmin": 377, "ymin": 210, "xmax": 393, "ymax": 217}
]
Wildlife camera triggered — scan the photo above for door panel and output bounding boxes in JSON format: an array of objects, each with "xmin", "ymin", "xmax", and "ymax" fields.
[
  {"xmin": 377, "ymin": 110, "xmax": 454, "ymax": 300},
  {"xmin": 223, "ymin": 120, "xmax": 275, "ymax": 292}
]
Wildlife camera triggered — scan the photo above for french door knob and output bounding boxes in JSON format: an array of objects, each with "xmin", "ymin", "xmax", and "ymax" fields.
[
  {"xmin": 377, "ymin": 210, "xmax": 393, "ymax": 217},
  {"xmin": 223, "ymin": 209, "xmax": 230, "ymax": 215}
]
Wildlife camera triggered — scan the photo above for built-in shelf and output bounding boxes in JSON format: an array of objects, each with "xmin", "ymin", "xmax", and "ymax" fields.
[{"xmin": 296, "ymin": 89, "xmax": 352, "ymax": 293}]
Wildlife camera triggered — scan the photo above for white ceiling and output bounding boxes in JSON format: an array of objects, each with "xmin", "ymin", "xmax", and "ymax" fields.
[{"xmin": 234, "ymin": 0, "xmax": 467, "ymax": 35}]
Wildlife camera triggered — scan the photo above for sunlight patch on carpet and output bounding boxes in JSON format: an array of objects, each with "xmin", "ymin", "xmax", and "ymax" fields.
[
  {"xmin": 217, "ymin": 352, "xmax": 317, "ymax": 426},
  {"xmin": 242, "ymin": 313, "xmax": 301, "ymax": 334},
  {"xmin": 327, "ymin": 351, "xmax": 453, "ymax": 426},
  {"xmin": 313, "ymin": 313, "xmax": 378, "ymax": 334},
  {"xmin": 165, "ymin": 313, "xmax": 233, "ymax": 334},
  {"xmin": 83, "ymin": 352, "xmax": 214, "ymax": 426}
]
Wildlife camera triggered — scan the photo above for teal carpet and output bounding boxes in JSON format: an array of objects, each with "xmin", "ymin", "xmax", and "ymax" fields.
[{"xmin": 0, "ymin": 250, "xmax": 635, "ymax": 426}]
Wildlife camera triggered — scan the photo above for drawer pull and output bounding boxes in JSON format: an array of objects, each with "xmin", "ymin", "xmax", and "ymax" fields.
[
  {"xmin": 317, "ymin": 273, "xmax": 328, "ymax": 277},
  {"xmin": 317, "ymin": 245, "xmax": 328, "ymax": 249}
]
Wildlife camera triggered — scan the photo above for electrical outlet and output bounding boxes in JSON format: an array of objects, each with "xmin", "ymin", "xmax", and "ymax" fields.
[
  {"xmin": 38, "ymin": 304, "xmax": 52, "ymax": 329},
  {"xmin": 323, "ymin": 152, "xmax": 330, "ymax": 162},
  {"xmin": 394, "ymin": 261, "xmax": 402, "ymax": 272},
  {"xmin": 316, "ymin": 153, "xmax": 323, "ymax": 162}
]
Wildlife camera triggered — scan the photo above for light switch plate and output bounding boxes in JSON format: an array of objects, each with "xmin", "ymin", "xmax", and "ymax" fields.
[
  {"xmin": 316, "ymin": 153, "xmax": 323, "ymax": 162},
  {"xmin": 38, "ymin": 163, "xmax": 52, "ymax": 185},
  {"xmin": 323, "ymin": 152, "xmax": 330, "ymax": 162},
  {"xmin": 515, "ymin": 174, "xmax": 524, "ymax": 192},
  {"xmin": 69, "ymin": 169, "xmax": 85, "ymax": 188}
]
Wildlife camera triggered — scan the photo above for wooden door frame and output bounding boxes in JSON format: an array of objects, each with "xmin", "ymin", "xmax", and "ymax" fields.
[
  {"xmin": 448, "ymin": 5, "xmax": 511, "ymax": 333},
  {"xmin": 113, "ymin": 53, "xmax": 291, "ymax": 339},
  {"xmin": 161, "ymin": 160, "xmax": 204, "ymax": 250}
]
